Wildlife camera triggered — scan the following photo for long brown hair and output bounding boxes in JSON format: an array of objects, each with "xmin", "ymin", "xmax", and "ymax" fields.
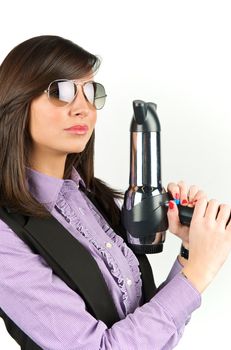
[{"xmin": 0, "ymin": 35, "xmax": 122, "ymax": 226}]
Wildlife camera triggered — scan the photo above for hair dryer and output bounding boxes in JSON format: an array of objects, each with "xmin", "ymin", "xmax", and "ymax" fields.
[{"xmin": 121, "ymin": 100, "xmax": 194, "ymax": 254}]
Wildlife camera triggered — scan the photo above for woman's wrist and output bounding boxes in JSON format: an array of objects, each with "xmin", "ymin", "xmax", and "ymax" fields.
[
  {"xmin": 181, "ymin": 264, "xmax": 212, "ymax": 294},
  {"xmin": 178, "ymin": 254, "xmax": 188, "ymax": 267}
]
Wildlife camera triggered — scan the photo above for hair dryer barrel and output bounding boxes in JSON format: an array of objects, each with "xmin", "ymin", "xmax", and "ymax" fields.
[
  {"xmin": 129, "ymin": 101, "xmax": 162, "ymax": 190},
  {"xmin": 122, "ymin": 100, "xmax": 168, "ymax": 254},
  {"xmin": 122, "ymin": 100, "xmax": 194, "ymax": 254}
]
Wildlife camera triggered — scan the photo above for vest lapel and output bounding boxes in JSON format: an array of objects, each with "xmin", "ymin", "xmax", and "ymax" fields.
[{"xmin": 0, "ymin": 207, "xmax": 120, "ymax": 327}]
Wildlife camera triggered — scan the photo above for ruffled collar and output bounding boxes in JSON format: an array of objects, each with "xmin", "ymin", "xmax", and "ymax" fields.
[{"xmin": 26, "ymin": 167, "xmax": 85, "ymax": 209}]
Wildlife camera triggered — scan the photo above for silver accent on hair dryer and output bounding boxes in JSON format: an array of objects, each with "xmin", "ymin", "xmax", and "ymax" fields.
[{"xmin": 121, "ymin": 100, "xmax": 170, "ymax": 254}]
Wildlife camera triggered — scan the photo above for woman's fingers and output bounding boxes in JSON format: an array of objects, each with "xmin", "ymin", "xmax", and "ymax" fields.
[
  {"xmin": 192, "ymin": 197, "xmax": 208, "ymax": 220},
  {"xmin": 226, "ymin": 213, "xmax": 231, "ymax": 231},
  {"xmin": 216, "ymin": 204, "xmax": 231, "ymax": 226},
  {"xmin": 167, "ymin": 182, "xmax": 180, "ymax": 199},
  {"xmin": 192, "ymin": 190, "xmax": 207, "ymax": 200},
  {"xmin": 168, "ymin": 182, "xmax": 207, "ymax": 208},
  {"xmin": 188, "ymin": 187, "xmax": 207, "ymax": 206},
  {"xmin": 193, "ymin": 199, "xmax": 231, "ymax": 228},
  {"xmin": 204, "ymin": 199, "xmax": 219, "ymax": 221},
  {"xmin": 187, "ymin": 185, "xmax": 198, "ymax": 204},
  {"xmin": 167, "ymin": 200, "xmax": 180, "ymax": 233},
  {"xmin": 167, "ymin": 181, "xmax": 190, "ymax": 203},
  {"xmin": 177, "ymin": 181, "xmax": 188, "ymax": 204}
]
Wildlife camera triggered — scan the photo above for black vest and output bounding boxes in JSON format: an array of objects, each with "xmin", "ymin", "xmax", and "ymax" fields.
[{"xmin": 0, "ymin": 193, "xmax": 156, "ymax": 350}]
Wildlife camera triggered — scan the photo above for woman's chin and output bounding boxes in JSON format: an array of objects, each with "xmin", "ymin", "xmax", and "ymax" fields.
[{"xmin": 66, "ymin": 145, "xmax": 87, "ymax": 154}]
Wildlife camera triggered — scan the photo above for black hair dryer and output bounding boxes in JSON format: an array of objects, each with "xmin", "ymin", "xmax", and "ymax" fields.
[{"xmin": 121, "ymin": 100, "xmax": 194, "ymax": 254}]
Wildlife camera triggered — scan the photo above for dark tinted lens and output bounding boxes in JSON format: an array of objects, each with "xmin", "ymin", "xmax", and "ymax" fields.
[
  {"xmin": 48, "ymin": 80, "xmax": 77, "ymax": 106},
  {"xmin": 93, "ymin": 82, "xmax": 107, "ymax": 110},
  {"xmin": 84, "ymin": 82, "xmax": 106, "ymax": 110}
]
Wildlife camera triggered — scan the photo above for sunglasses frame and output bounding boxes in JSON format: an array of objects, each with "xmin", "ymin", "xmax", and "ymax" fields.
[{"xmin": 44, "ymin": 79, "xmax": 107, "ymax": 110}]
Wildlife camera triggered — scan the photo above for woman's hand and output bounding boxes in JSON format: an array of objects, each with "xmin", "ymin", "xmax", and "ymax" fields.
[
  {"xmin": 182, "ymin": 198, "xmax": 231, "ymax": 293},
  {"xmin": 167, "ymin": 181, "xmax": 207, "ymax": 248}
]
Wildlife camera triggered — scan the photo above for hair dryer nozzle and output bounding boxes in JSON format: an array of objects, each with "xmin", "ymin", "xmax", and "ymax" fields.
[
  {"xmin": 133, "ymin": 100, "xmax": 147, "ymax": 124},
  {"xmin": 131, "ymin": 100, "xmax": 161, "ymax": 133}
]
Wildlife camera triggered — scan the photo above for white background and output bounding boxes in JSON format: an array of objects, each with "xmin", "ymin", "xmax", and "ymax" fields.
[{"xmin": 1, "ymin": 0, "xmax": 231, "ymax": 349}]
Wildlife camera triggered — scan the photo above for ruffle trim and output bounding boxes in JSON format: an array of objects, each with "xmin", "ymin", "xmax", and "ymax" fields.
[
  {"xmin": 54, "ymin": 194, "xmax": 142, "ymax": 314},
  {"xmin": 84, "ymin": 197, "xmax": 142, "ymax": 303}
]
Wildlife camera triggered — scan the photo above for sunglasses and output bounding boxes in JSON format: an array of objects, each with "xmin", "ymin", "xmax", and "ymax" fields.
[{"xmin": 44, "ymin": 79, "xmax": 107, "ymax": 110}]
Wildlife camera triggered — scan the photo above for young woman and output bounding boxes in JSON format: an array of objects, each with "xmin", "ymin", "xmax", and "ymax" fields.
[{"xmin": 0, "ymin": 35, "xmax": 230, "ymax": 350}]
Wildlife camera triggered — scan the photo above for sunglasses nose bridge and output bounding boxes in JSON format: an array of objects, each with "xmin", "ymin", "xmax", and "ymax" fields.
[
  {"xmin": 71, "ymin": 82, "xmax": 90, "ymax": 107},
  {"xmin": 68, "ymin": 82, "xmax": 83, "ymax": 104}
]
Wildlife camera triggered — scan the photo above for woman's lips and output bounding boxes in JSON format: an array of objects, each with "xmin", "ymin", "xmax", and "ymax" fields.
[{"xmin": 64, "ymin": 125, "xmax": 89, "ymax": 134}]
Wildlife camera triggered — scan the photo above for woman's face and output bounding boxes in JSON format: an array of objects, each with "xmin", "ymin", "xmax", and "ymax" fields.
[{"xmin": 29, "ymin": 75, "xmax": 97, "ymax": 160}]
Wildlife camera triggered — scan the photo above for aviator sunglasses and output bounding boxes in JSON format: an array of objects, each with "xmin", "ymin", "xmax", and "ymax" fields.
[{"xmin": 44, "ymin": 79, "xmax": 107, "ymax": 110}]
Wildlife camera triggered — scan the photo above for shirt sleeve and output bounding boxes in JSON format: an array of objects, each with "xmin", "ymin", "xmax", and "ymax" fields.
[
  {"xmin": 158, "ymin": 255, "xmax": 184, "ymax": 290},
  {"xmin": 156, "ymin": 254, "xmax": 193, "ymax": 334},
  {"xmin": 0, "ymin": 221, "xmax": 201, "ymax": 350}
]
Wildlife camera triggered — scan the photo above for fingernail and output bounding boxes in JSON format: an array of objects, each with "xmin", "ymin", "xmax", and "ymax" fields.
[
  {"xmin": 169, "ymin": 201, "xmax": 175, "ymax": 209},
  {"xmin": 182, "ymin": 199, "xmax": 188, "ymax": 205},
  {"xmin": 189, "ymin": 199, "xmax": 197, "ymax": 205}
]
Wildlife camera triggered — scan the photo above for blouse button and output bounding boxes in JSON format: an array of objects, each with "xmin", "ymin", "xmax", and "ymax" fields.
[
  {"xmin": 105, "ymin": 242, "xmax": 113, "ymax": 249},
  {"xmin": 126, "ymin": 278, "xmax": 133, "ymax": 286},
  {"xmin": 78, "ymin": 207, "xmax": 85, "ymax": 215}
]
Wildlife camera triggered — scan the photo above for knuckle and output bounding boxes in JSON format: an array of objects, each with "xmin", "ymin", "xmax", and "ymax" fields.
[
  {"xmin": 197, "ymin": 197, "xmax": 207, "ymax": 204},
  {"xmin": 204, "ymin": 219, "xmax": 214, "ymax": 230},
  {"xmin": 177, "ymin": 180, "xmax": 186, "ymax": 188},
  {"xmin": 196, "ymin": 193, "xmax": 208, "ymax": 203},
  {"xmin": 209, "ymin": 199, "xmax": 219, "ymax": 206},
  {"xmin": 167, "ymin": 182, "xmax": 176, "ymax": 187},
  {"xmin": 189, "ymin": 185, "xmax": 198, "ymax": 192},
  {"xmin": 167, "ymin": 182, "xmax": 177, "ymax": 191},
  {"xmin": 195, "ymin": 190, "xmax": 206, "ymax": 198},
  {"xmin": 219, "ymin": 203, "xmax": 230, "ymax": 211}
]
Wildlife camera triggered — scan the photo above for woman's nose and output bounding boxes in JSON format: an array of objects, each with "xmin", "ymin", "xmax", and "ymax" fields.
[{"xmin": 69, "ymin": 85, "xmax": 90, "ymax": 117}]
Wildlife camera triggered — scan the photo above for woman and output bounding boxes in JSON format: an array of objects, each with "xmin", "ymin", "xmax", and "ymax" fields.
[{"xmin": 0, "ymin": 35, "xmax": 230, "ymax": 350}]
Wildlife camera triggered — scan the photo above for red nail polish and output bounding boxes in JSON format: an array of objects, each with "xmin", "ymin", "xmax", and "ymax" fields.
[
  {"xmin": 169, "ymin": 201, "xmax": 174, "ymax": 209},
  {"xmin": 175, "ymin": 193, "xmax": 180, "ymax": 200},
  {"xmin": 182, "ymin": 199, "xmax": 188, "ymax": 205}
]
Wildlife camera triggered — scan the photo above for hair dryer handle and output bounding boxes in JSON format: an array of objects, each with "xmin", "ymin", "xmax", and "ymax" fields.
[{"xmin": 178, "ymin": 204, "xmax": 194, "ymax": 226}]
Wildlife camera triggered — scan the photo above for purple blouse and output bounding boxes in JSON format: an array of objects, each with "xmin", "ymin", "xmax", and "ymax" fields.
[{"xmin": 0, "ymin": 167, "xmax": 201, "ymax": 350}]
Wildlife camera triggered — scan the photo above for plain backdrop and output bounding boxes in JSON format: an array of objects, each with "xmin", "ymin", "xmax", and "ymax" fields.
[{"xmin": 0, "ymin": 0, "xmax": 231, "ymax": 349}]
